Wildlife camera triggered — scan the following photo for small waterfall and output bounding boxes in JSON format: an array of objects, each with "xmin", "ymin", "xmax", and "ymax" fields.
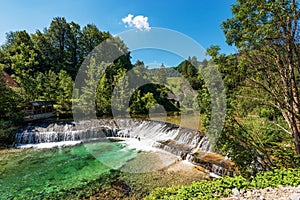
[
  {"xmin": 15, "ymin": 119, "xmax": 233, "ymax": 177},
  {"xmin": 15, "ymin": 122, "xmax": 119, "ymax": 145}
]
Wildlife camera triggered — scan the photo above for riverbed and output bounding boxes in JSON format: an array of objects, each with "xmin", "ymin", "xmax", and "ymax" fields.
[{"xmin": 0, "ymin": 139, "xmax": 209, "ymax": 199}]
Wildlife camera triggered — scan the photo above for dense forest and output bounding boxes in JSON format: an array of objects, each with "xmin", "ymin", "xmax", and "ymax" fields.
[{"xmin": 1, "ymin": 0, "xmax": 300, "ymax": 198}]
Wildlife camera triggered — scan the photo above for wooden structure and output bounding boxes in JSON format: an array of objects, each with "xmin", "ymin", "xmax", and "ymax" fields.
[{"xmin": 23, "ymin": 101, "xmax": 56, "ymax": 122}]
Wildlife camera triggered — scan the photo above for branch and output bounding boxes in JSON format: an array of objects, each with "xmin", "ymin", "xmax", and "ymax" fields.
[{"xmin": 272, "ymin": 122, "xmax": 292, "ymax": 135}]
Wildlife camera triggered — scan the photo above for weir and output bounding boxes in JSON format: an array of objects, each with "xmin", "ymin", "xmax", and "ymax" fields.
[{"xmin": 15, "ymin": 119, "xmax": 234, "ymax": 177}]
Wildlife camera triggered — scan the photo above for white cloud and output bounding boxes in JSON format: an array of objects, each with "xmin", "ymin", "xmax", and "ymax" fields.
[{"xmin": 122, "ymin": 14, "xmax": 151, "ymax": 31}]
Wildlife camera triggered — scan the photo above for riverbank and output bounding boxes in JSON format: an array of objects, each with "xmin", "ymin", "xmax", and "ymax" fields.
[{"xmin": 222, "ymin": 186, "xmax": 300, "ymax": 200}]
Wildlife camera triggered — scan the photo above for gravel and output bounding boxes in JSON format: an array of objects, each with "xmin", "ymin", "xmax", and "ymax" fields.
[{"xmin": 222, "ymin": 185, "xmax": 300, "ymax": 200}]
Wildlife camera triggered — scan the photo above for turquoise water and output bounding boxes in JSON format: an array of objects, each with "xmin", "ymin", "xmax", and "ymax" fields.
[{"xmin": 0, "ymin": 141, "xmax": 137, "ymax": 199}]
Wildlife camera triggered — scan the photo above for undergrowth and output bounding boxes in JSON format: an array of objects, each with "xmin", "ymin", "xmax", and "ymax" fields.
[{"xmin": 145, "ymin": 168, "xmax": 300, "ymax": 200}]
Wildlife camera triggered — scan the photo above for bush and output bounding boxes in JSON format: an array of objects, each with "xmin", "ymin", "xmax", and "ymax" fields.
[
  {"xmin": 0, "ymin": 112, "xmax": 24, "ymax": 148},
  {"xmin": 145, "ymin": 168, "xmax": 300, "ymax": 200}
]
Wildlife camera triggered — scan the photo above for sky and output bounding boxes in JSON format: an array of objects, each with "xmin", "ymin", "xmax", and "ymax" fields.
[{"xmin": 0, "ymin": 0, "xmax": 237, "ymax": 67}]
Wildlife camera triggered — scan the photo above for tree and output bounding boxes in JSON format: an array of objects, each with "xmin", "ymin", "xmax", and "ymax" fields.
[
  {"xmin": 32, "ymin": 30, "xmax": 56, "ymax": 73},
  {"xmin": 206, "ymin": 48, "xmax": 274, "ymax": 174},
  {"xmin": 129, "ymin": 90, "xmax": 157, "ymax": 115},
  {"xmin": 111, "ymin": 68, "xmax": 131, "ymax": 116},
  {"xmin": 3, "ymin": 31, "xmax": 39, "ymax": 101},
  {"xmin": 0, "ymin": 70, "xmax": 19, "ymax": 119},
  {"xmin": 79, "ymin": 57, "xmax": 101, "ymax": 117},
  {"xmin": 222, "ymin": 0, "xmax": 300, "ymax": 154},
  {"xmin": 157, "ymin": 63, "xmax": 167, "ymax": 85},
  {"xmin": 1, "ymin": 30, "xmax": 39, "ymax": 77},
  {"xmin": 80, "ymin": 24, "xmax": 109, "ymax": 57},
  {"xmin": 96, "ymin": 72, "xmax": 111, "ymax": 116},
  {"xmin": 56, "ymin": 70, "xmax": 74, "ymax": 114},
  {"xmin": 48, "ymin": 17, "xmax": 71, "ymax": 72},
  {"xmin": 31, "ymin": 69, "xmax": 73, "ymax": 115},
  {"xmin": 65, "ymin": 21, "xmax": 83, "ymax": 78}
]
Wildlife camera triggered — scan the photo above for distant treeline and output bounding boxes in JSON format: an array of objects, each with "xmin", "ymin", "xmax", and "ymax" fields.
[{"xmin": 0, "ymin": 17, "xmax": 209, "ymax": 121}]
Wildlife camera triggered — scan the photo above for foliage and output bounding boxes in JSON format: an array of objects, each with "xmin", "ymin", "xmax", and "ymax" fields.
[
  {"xmin": 205, "ymin": 44, "xmax": 298, "ymax": 175},
  {"xmin": 29, "ymin": 70, "xmax": 74, "ymax": 115},
  {"xmin": 0, "ymin": 113, "xmax": 24, "ymax": 148},
  {"xmin": 0, "ymin": 69, "xmax": 23, "ymax": 147},
  {"xmin": 271, "ymin": 145, "xmax": 300, "ymax": 169},
  {"xmin": 156, "ymin": 64, "xmax": 167, "ymax": 85},
  {"xmin": 145, "ymin": 168, "xmax": 300, "ymax": 200},
  {"xmin": 176, "ymin": 57, "xmax": 202, "ymax": 90},
  {"xmin": 222, "ymin": 0, "xmax": 300, "ymax": 154},
  {"xmin": 0, "ymin": 71, "xmax": 20, "ymax": 119},
  {"xmin": 130, "ymin": 90, "xmax": 157, "ymax": 115}
]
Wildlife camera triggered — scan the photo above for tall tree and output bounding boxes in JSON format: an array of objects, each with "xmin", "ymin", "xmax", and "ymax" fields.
[
  {"xmin": 48, "ymin": 17, "xmax": 71, "ymax": 71},
  {"xmin": 206, "ymin": 47, "xmax": 274, "ymax": 173},
  {"xmin": 56, "ymin": 70, "xmax": 74, "ymax": 114},
  {"xmin": 1, "ymin": 30, "xmax": 38, "ymax": 75},
  {"xmin": 66, "ymin": 21, "xmax": 82, "ymax": 78},
  {"xmin": 1, "ymin": 31, "xmax": 39, "ymax": 101},
  {"xmin": 33, "ymin": 70, "xmax": 74, "ymax": 114},
  {"xmin": 80, "ymin": 24, "xmax": 109, "ymax": 57},
  {"xmin": 32, "ymin": 30, "xmax": 56, "ymax": 73},
  {"xmin": 157, "ymin": 63, "xmax": 167, "ymax": 85},
  {"xmin": 222, "ymin": 0, "xmax": 300, "ymax": 153}
]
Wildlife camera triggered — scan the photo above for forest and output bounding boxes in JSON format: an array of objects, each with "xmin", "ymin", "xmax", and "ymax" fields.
[
  {"xmin": 0, "ymin": 16, "xmax": 206, "ymax": 145},
  {"xmin": 1, "ymin": 0, "xmax": 300, "ymax": 199}
]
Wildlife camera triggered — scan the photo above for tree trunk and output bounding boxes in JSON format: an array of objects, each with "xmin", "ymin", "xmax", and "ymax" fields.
[{"xmin": 290, "ymin": 123, "xmax": 300, "ymax": 154}]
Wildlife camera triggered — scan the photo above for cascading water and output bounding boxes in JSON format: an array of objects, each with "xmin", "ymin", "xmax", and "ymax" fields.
[{"xmin": 15, "ymin": 119, "xmax": 233, "ymax": 176}]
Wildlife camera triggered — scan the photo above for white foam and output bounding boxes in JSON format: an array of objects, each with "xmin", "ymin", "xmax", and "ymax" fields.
[
  {"xmin": 113, "ymin": 137, "xmax": 159, "ymax": 152},
  {"xmin": 182, "ymin": 159, "xmax": 194, "ymax": 166},
  {"xmin": 17, "ymin": 141, "xmax": 82, "ymax": 149},
  {"xmin": 209, "ymin": 172, "xmax": 220, "ymax": 178}
]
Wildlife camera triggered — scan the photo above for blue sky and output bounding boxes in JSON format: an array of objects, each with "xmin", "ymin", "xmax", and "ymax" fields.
[{"xmin": 0, "ymin": 0, "xmax": 237, "ymax": 67}]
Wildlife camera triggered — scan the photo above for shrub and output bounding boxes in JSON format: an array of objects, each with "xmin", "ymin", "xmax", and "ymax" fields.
[{"xmin": 145, "ymin": 168, "xmax": 300, "ymax": 200}]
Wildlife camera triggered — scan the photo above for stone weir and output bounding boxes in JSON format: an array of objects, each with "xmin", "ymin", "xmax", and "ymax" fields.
[{"xmin": 15, "ymin": 119, "xmax": 235, "ymax": 177}]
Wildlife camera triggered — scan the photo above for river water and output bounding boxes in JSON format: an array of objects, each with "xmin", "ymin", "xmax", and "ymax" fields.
[
  {"xmin": 0, "ymin": 141, "xmax": 136, "ymax": 199},
  {"xmin": 0, "ymin": 119, "xmax": 215, "ymax": 199}
]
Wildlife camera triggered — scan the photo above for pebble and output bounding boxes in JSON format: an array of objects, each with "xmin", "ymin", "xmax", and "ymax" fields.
[
  {"xmin": 289, "ymin": 194, "xmax": 300, "ymax": 200},
  {"xmin": 222, "ymin": 186, "xmax": 300, "ymax": 200},
  {"xmin": 232, "ymin": 188, "xmax": 240, "ymax": 197}
]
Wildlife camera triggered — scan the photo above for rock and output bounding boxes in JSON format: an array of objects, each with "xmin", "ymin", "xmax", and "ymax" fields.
[
  {"xmin": 252, "ymin": 189, "xmax": 259, "ymax": 195},
  {"xmin": 259, "ymin": 195, "xmax": 265, "ymax": 200},
  {"xmin": 245, "ymin": 191, "xmax": 252, "ymax": 197},
  {"xmin": 290, "ymin": 193, "xmax": 300, "ymax": 200},
  {"xmin": 223, "ymin": 185, "xmax": 300, "ymax": 200},
  {"xmin": 232, "ymin": 188, "xmax": 240, "ymax": 197}
]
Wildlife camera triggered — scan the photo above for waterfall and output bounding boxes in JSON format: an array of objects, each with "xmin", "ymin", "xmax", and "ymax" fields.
[
  {"xmin": 15, "ymin": 119, "xmax": 233, "ymax": 177},
  {"xmin": 16, "ymin": 119, "xmax": 208, "ymax": 152},
  {"xmin": 15, "ymin": 126, "xmax": 118, "ymax": 144}
]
